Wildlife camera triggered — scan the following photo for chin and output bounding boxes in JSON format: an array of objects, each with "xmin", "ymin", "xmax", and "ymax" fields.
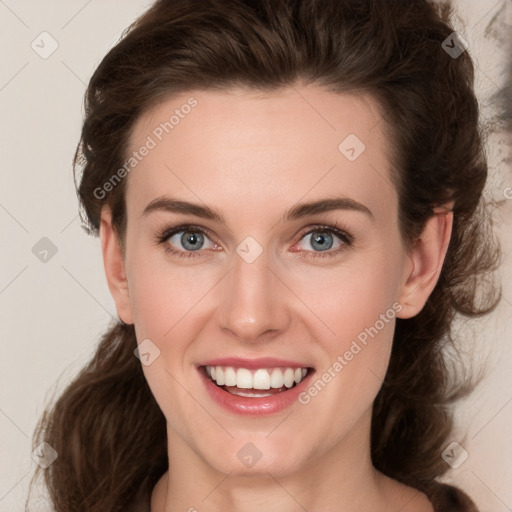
[{"xmin": 197, "ymin": 436, "xmax": 308, "ymax": 478}]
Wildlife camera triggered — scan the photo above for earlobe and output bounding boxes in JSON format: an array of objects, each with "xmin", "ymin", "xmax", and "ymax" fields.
[
  {"xmin": 397, "ymin": 206, "xmax": 454, "ymax": 319},
  {"xmin": 100, "ymin": 207, "xmax": 134, "ymax": 325}
]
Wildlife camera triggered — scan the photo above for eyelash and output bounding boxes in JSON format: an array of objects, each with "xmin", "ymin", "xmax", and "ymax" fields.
[{"xmin": 155, "ymin": 222, "xmax": 354, "ymax": 260}]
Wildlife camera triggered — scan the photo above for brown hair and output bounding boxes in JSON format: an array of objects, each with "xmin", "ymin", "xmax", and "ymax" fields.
[{"xmin": 28, "ymin": 0, "xmax": 501, "ymax": 510}]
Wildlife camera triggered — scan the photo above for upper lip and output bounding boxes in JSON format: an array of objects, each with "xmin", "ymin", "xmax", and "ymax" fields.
[{"xmin": 199, "ymin": 357, "xmax": 313, "ymax": 369}]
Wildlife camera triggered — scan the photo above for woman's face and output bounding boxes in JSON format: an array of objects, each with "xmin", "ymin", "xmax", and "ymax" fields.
[{"xmin": 102, "ymin": 84, "xmax": 436, "ymax": 479}]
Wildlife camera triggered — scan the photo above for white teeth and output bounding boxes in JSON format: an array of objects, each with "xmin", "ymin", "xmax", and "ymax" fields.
[
  {"xmin": 283, "ymin": 368, "xmax": 294, "ymax": 388},
  {"xmin": 224, "ymin": 367, "xmax": 237, "ymax": 387},
  {"xmin": 270, "ymin": 369, "xmax": 284, "ymax": 389},
  {"xmin": 205, "ymin": 365, "xmax": 309, "ymax": 390},
  {"xmin": 215, "ymin": 367, "xmax": 225, "ymax": 386},
  {"xmin": 253, "ymin": 369, "xmax": 271, "ymax": 390},
  {"xmin": 231, "ymin": 390, "xmax": 274, "ymax": 397},
  {"xmin": 236, "ymin": 368, "xmax": 253, "ymax": 389}
]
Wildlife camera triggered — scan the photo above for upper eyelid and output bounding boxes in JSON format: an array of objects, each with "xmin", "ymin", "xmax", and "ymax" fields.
[{"xmin": 160, "ymin": 224, "xmax": 216, "ymax": 242}]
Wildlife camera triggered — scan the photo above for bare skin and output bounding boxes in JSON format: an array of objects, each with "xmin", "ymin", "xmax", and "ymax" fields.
[{"xmin": 101, "ymin": 83, "xmax": 450, "ymax": 511}]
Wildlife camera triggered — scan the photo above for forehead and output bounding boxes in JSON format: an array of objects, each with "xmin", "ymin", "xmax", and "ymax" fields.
[{"xmin": 125, "ymin": 84, "xmax": 397, "ymax": 223}]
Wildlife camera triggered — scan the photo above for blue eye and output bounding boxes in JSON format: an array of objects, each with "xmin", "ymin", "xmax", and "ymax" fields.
[
  {"xmin": 294, "ymin": 225, "xmax": 352, "ymax": 259},
  {"xmin": 158, "ymin": 225, "xmax": 218, "ymax": 258},
  {"xmin": 156, "ymin": 223, "xmax": 353, "ymax": 260},
  {"xmin": 169, "ymin": 230, "xmax": 208, "ymax": 251}
]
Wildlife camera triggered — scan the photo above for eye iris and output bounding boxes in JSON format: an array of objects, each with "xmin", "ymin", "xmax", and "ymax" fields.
[
  {"xmin": 181, "ymin": 231, "xmax": 203, "ymax": 251},
  {"xmin": 311, "ymin": 231, "xmax": 333, "ymax": 251}
]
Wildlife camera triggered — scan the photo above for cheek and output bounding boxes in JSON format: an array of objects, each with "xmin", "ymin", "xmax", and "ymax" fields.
[
  {"xmin": 126, "ymin": 246, "xmax": 207, "ymax": 338},
  {"xmin": 290, "ymin": 252, "xmax": 402, "ymax": 421},
  {"xmin": 289, "ymin": 253, "xmax": 402, "ymax": 348}
]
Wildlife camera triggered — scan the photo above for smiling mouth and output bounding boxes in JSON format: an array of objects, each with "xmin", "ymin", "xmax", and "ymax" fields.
[{"xmin": 202, "ymin": 365, "xmax": 313, "ymax": 397}]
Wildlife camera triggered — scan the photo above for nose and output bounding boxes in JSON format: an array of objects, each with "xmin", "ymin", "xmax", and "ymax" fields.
[{"xmin": 217, "ymin": 248, "xmax": 291, "ymax": 343}]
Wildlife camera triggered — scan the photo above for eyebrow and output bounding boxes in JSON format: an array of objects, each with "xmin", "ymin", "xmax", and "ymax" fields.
[{"xmin": 142, "ymin": 196, "xmax": 374, "ymax": 223}]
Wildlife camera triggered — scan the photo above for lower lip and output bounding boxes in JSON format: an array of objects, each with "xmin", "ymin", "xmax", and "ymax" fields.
[{"xmin": 198, "ymin": 367, "xmax": 314, "ymax": 416}]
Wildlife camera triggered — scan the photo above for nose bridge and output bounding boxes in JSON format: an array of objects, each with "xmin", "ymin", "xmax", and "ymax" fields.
[{"xmin": 218, "ymin": 245, "xmax": 289, "ymax": 341}]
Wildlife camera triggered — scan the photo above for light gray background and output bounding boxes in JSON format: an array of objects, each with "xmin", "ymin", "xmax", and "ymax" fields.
[{"xmin": 0, "ymin": 1, "xmax": 511, "ymax": 511}]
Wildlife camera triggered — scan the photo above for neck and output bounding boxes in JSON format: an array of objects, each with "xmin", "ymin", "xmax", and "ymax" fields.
[{"xmin": 151, "ymin": 409, "xmax": 429, "ymax": 512}]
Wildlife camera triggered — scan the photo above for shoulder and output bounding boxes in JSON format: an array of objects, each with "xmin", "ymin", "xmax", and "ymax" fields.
[{"xmin": 426, "ymin": 482, "xmax": 479, "ymax": 512}]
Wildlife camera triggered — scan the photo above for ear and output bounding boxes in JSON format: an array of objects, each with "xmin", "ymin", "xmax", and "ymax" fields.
[
  {"xmin": 397, "ymin": 204, "xmax": 454, "ymax": 319},
  {"xmin": 100, "ymin": 207, "xmax": 134, "ymax": 325}
]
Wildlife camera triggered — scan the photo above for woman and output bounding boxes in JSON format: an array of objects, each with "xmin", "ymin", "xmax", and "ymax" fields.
[{"xmin": 28, "ymin": 0, "xmax": 501, "ymax": 511}]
